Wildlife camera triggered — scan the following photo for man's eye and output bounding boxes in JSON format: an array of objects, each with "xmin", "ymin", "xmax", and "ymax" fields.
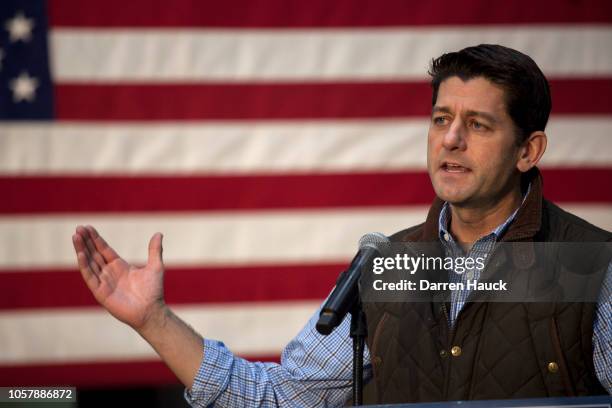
[
  {"xmin": 433, "ymin": 117, "xmax": 447, "ymax": 125},
  {"xmin": 470, "ymin": 121, "xmax": 486, "ymax": 130}
]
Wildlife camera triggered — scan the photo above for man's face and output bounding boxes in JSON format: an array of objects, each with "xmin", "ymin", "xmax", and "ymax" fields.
[{"xmin": 427, "ymin": 76, "xmax": 522, "ymax": 208}]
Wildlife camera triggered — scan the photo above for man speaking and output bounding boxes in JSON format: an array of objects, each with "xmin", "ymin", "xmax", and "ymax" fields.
[{"xmin": 72, "ymin": 44, "xmax": 611, "ymax": 406}]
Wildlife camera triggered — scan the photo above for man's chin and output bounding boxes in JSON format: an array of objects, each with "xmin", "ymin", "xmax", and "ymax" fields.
[
  {"xmin": 433, "ymin": 186, "xmax": 472, "ymax": 206},
  {"xmin": 441, "ymin": 197, "xmax": 470, "ymax": 207}
]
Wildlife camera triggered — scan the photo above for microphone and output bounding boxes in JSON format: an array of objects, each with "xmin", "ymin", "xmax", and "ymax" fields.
[{"xmin": 316, "ymin": 232, "xmax": 390, "ymax": 335}]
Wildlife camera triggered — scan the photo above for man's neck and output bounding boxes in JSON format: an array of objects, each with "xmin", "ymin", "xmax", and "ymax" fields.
[{"xmin": 449, "ymin": 187, "xmax": 522, "ymax": 246}]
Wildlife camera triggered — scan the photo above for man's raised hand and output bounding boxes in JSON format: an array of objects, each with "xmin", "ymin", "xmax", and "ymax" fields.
[{"xmin": 72, "ymin": 225, "xmax": 166, "ymax": 330}]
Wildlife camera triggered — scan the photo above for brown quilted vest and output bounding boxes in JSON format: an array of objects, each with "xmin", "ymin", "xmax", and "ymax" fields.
[{"xmin": 361, "ymin": 169, "xmax": 610, "ymax": 403}]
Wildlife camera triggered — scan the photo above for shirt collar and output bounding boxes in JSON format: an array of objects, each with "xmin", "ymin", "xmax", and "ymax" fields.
[{"xmin": 438, "ymin": 183, "xmax": 531, "ymax": 243}]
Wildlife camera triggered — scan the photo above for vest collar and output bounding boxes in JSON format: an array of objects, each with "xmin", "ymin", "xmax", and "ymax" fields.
[{"xmin": 419, "ymin": 167, "xmax": 543, "ymax": 242}]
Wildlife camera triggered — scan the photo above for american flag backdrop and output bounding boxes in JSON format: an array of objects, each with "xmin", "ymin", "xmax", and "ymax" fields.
[{"xmin": 1, "ymin": 0, "xmax": 611, "ymax": 388}]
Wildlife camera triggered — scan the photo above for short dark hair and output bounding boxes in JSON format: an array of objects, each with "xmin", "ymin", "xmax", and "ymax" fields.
[{"xmin": 429, "ymin": 44, "xmax": 551, "ymax": 144}]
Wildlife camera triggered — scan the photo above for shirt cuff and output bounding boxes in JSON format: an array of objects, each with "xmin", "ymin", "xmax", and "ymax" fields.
[{"xmin": 184, "ymin": 338, "xmax": 235, "ymax": 407}]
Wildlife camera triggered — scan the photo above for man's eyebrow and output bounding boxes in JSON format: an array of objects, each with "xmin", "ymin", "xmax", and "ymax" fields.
[
  {"xmin": 464, "ymin": 110, "xmax": 498, "ymax": 124},
  {"xmin": 431, "ymin": 106, "xmax": 451, "ymax": 115},
  {"xmin": 432, "ymin": 106, "xmax": 499, "ymax": 124}
]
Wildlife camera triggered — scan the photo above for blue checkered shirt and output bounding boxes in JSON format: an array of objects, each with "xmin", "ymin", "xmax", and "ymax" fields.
[
  {"xmin": 438, "ymin": 201, "xmax": 521, "ymax": 325},
  {"xmin": 186, "ymin": 206, "xmax": 612, "ymax": 407}
]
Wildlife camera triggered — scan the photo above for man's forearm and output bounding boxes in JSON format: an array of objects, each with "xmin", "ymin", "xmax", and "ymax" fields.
[{"xmin": 136, "ymin": 305, "xmax": 204, "ymax": 389}]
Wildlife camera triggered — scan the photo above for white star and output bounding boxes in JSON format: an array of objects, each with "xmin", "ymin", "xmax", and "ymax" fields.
[
  {"xmin": 9, "ymin": 72, "xmax": 39, "ymax": 102},
  {"xmin": 5, "ymin": 11, "xmax": 34, "ymax": 43}
]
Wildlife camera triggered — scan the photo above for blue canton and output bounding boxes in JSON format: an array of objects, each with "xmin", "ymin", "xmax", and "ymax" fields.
[{"xmin": 0, "ymin": 0, "xmax": 53, "ymax": 120}]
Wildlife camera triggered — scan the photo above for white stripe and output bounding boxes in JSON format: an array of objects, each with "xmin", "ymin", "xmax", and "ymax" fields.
[
  {"xmin": 0, "ymin": 301, "xmax": 319, "ymax": 364},
  {"xmin": 0, "ymin": 120, "xmax": 428, "ymax": 174},
  {"xmin": 557, "ymin": 204, "xmax": 612, "ymax": 231},
  {"xmin": 541, "ymin": 117, "xmax": 612, "ymax": 167},
  {"xmin": 1, "ymin": 206, "xmax": 611, "ymax": 270},
  {"xmin": 1, "ymin": 117, "xmax": 610, "ymax": 174},
  {"xmin": 51, "ymin": 26, "xmax": 612, "ymax": 81},
  {"xmin": 0, "ymin": 208, "xmax": 429, "ymax": 269}
]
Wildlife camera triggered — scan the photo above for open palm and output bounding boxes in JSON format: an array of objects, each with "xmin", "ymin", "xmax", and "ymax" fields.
[{"xmin": 72, "ymin": 225, "xmax": 165, "ymax": 329}]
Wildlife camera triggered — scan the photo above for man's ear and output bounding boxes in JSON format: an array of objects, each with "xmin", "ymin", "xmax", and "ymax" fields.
[{"xmin": 516, "ymin": 131, "xmax": 547, "ymax": 172}]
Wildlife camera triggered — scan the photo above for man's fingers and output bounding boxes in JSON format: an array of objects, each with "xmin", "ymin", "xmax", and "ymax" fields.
[
  {"xmin": 78, "ymin": 252, "xmax": 100, "ymax": 290},
  {"xmin": 73, "ymin": 232, "xmax": 103, "ymax": 277},
  {"xmin": 79, "ymin": 226, "xmax": 114, "ymax": 273},
  {"xmin": 148, "ymin": 232, "xmax": 164, "ymax": 267},
  {"xmin": 81, "ymin": 228, "xmax": 108, "ymax": 270},
  {"xmin": 74, "ymin": 237, "xmax": 100, "ymax": 290},
  {"xmin": 74, "ymin": 227, "xmax": 101, "ymax": 273},
  {"xmin": 75, "ymin": 225, "xmax": 99, "ymax": 264},
  {"xmin": 72, "ymin": 230, "xmax": 88, "ymax": 254},
  {"xmin": 86, "ymin": 225, "xmax": 120, "ymax": 263}
]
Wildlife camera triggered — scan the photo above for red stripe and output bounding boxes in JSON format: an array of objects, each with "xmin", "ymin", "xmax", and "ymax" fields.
[
  {"xmin": 48, "ymin": 0, "xmax": 612, "ymax": 27},
  {"xmin": 540, "ymin": 167, "xmax": 612, "ymax": 203},
  {"xmin": 0, "ymin": 356, "xmax": 279, "ymax": 387},
  {"xmin": 2, "ymin": 168, "xmax": 611, "ymax": 214},
  {"xmin": 0, "ymin": 263, "xmax": 342, "ymax": 310},
  {"xmin": 550, "ymin": 78, "xmax": 612, "ymax": 114},
  {"xmin": 55, "ymin": 82, "xmax": 431, "ymax": 120},
  {"xmin": 54, "ymin": 80, "xmax": 612, "ymax": 121},
  {"xmin": 0, "ymin": 171, "xmax": 436, "ymax": 213}
]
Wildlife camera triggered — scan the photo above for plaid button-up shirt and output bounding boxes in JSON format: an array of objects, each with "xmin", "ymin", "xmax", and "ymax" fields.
[{"xmin": 438, "ymin": 200, "xmax": 522, "ymax": 325}]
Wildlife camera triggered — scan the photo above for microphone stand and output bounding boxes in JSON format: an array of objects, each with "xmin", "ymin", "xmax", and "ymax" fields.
[
  {"xmin": 316, "ymin": 233, "xmax": 389, "ymax": 406},
  {"xmin": 316, "ymin": 287, "xmax": 368, "ymax": 406},
  {"xmin": 349, "ymin": 302, "xmax": 367, "ymax": 406}
]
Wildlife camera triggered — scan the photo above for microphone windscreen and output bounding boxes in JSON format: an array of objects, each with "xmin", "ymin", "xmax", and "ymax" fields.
[{"xmin": 358, "ymin": 232, "xmax": 390, "ymax": 252}]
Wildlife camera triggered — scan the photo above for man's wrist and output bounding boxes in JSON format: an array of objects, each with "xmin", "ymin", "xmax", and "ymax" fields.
[{"xmin": 137, "ymin": 302, "xmax": 171, "ymax": 337}]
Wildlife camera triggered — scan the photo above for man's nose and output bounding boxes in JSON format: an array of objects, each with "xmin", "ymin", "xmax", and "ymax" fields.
[{"xmin": 442, "ymin": 120, "xmax": 467, "ymax": 151}]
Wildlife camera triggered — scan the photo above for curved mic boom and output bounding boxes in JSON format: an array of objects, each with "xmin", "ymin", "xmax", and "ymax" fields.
[{"xmin": 316, "ymin": 232, "xmax": 390, "ymax": 335}]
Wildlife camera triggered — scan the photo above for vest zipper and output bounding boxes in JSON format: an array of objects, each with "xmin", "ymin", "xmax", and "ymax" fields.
[
  {"xmin": 440, "ymin": 302, "xmax": 454, "ymax": 400},
  {"xmin": 550, "ymin": 317, "xmax": 576, "ymax": 396}
]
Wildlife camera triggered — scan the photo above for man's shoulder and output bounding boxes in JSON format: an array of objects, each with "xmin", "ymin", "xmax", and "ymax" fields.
[
  {"xmin": 387, "ymin": 199, "xmax": 611, "ymax": 242},
  {"xmin": 389, "ymin": 222, "xmax": 428, "ymax": 242},
  {"xmin": 542, "ymin": 199, "xmax": 612, "ymax": 242}
]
